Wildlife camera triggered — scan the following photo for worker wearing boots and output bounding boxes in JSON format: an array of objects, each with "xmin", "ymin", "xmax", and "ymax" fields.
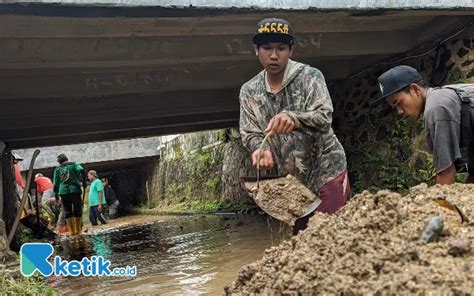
[{"xmin": 53, "ymin": 154, "xmax": 87, "ymax": 235}]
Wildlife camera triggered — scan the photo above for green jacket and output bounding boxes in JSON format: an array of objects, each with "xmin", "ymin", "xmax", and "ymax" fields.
[{"xmin": 53, "ymin": 162, "xmax": 85, "ymax": 196}]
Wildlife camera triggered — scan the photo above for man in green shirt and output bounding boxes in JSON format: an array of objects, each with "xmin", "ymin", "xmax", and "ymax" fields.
[
  {"xmin": 53, "ymin": 153, "xmax": 87, "ymax": 235},
  {"xmin": 87, "ymin": 170, "xmax": 107, "ymax": 226}
]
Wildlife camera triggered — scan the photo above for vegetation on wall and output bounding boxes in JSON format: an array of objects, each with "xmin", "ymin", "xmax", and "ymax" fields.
[
  {"xmin": 349, "ymin": 116, "xmax": 436, "ymax": 195},
  {"xmin": 150, "ymin": 131, "xmax": 252, "ymax": 213}
]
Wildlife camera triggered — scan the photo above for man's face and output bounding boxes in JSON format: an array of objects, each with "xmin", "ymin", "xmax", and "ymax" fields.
[
  {"xmin": 254, "ymin": 42, "xmax": 293, "ymax": 75},
  {"xmin": 88, "ymin": 173, "xmax": 95, "ymax": 182},
  {"xmin": 385, "ymin": 84, "xmax": 424, "ymax": 121}
]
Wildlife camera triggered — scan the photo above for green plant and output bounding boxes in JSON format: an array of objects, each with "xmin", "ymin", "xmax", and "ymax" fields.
[
  {"xmin": 216, "ymin": 130, "xmax": 227, "ymax": 142},
  {"xmin": 205, "ymin": 177, "xmax": 220, "ymax": 196},
  {"xmin": 18, "ymin": 227, "xmax": 34, "ymax": 245},
  {"xmin": 165, "ymin": 182, "xmax": 185, "ymax": 199},
  {"xmin": 191, "ymin": 151, "xmax": 212, "ymax": 179},
  {"xmin": 172, "ymin": 143, "xmax": 183, "ymax": 159},
  {"xmin": 0, "ymin": 272, "xmax": 57, "ymax": 295},
  {"xmin": 349, "ymin": 116, "xmax": 434, "ymax": 195}
]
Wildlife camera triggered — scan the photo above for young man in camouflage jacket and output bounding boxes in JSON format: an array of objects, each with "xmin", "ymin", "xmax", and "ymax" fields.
[{"xmin": 239, "ymin": 18, "xmax": 352, "ymax": 234}]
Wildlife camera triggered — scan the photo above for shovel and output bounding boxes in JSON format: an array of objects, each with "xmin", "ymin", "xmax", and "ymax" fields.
[
  {"xmin": 241, "ymin": 175, "xmax": 321, "ymax": 224},
  {"xmin": 242, "ymin": 132, "xmax": 321, "ymax": 225}
]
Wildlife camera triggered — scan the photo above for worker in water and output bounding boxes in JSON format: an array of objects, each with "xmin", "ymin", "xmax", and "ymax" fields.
[
  {"xmin": 239, "ymin": 18, "xmax": 351, "ymax": 234},
  {"xmin": 102, "ymin": 178, "xmax": 120, "ymax": 219},
  {"xmin": 374, "ymin": 65, "xmax": 474, "ymax": 185},
  {"xmin": 53, "ymin": 154, "xmax": 87, "ymax": 235},
  {"xmin": 87, "ymin": 170, "xmax": 107, "ymax": 226},
  {"xmin": 35, "ymin": 173, "xmax": 67, "ymax": 233}
]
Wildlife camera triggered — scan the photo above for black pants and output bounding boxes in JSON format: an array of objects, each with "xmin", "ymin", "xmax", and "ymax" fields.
[
  {"xmin": 89, "ymin": 206, "xmax": 107, "ymax": 226},
  {"xmin": 61, "ymin": 193, "xmax": 82, "ymax": 219}
]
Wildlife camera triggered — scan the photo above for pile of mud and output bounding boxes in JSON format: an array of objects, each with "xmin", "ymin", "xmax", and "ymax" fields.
[
  {"xmin": 228, "ymin": 183, "xmax": 474, "ymax": 294},
  {"xmin": 244, "ymin": 175, "xmax": 318, "ymax": 226}
]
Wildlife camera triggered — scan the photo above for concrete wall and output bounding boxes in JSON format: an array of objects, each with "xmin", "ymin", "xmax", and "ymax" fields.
[
  {"xmin": 1, "ymin": 0, "xmax": 473, "ymax": 9},
  {"xmin": 148, "ymin": 129, "xmax": 254, "ymax": 212}
]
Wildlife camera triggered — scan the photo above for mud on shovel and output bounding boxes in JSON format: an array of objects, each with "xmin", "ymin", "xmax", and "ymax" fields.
[{"xmin": 241, "ymin": 133, "xmax": 321, "ymax": 225}]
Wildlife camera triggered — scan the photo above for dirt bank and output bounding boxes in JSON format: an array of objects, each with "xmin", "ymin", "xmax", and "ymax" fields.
[{"xmin": 228, "ymin": 183, "xmax": 474, "ymax": 294}]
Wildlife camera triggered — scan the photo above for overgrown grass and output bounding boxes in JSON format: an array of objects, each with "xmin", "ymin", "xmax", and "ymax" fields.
[
  {"xmin": 18, "ymin": 228, "xmax": 35, "ymax": 246},
  {"xmin": 0, "ymin": 271, "xmax": 56, "ymax": 295}
]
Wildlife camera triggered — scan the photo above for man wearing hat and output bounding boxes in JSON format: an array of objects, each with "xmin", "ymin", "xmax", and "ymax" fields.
[
  {"xmin": 239, "ymin": 18, "xmax": 351, "ymax": 234},
  {"xmin": 53, "ymin": 153, "xmax": 87, "ymax": 235},
  {"xmin": 375, "ymin": 65, "xmax": 474, "ymax": 184}
]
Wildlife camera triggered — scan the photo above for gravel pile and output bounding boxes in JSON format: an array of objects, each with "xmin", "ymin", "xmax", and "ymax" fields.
[{"xmin": 228, "ymin": 183, "xmax": 474, "ymax": 295}]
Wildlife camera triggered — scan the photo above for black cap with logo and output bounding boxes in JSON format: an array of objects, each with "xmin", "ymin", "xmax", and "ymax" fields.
[
  {"xmin": 253, "ymin": 18, "xmax": 295, "ymax": 46},
  {"xmin": 371, "ymin": 65, "xmax": 423, "ymax": 105}
]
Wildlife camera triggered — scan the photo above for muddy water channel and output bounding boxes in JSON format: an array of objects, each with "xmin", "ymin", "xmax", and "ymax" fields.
[{"xmin": 47, "ymin": 214, "xmax": 283, "ymax": 295}]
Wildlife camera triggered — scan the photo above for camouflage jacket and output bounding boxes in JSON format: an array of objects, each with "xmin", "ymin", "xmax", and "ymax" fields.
[{"xmin": 239, "ymin": 59, "xmax": 347, "ymax": 193}]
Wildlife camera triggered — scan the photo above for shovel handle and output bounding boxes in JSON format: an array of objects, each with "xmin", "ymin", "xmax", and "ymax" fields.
[
  {"xmin": 256, "ymin": 132, "xmax": 273, "ymax": 188},
  {"xmin": 8, "ymin": 149, "xmax": 40, "ymax": 245}
]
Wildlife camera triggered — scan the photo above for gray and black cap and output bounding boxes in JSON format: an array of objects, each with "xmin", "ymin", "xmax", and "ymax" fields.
[
  {"xmin": 371, "ymin": 65, "xmax": 423, "ymax": 105},
  {"xmin": 253, "ymin": 18, "xmax": 295, "ymax": 46}
]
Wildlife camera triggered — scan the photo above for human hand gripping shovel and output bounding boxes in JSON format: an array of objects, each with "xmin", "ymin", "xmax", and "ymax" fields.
[{"xmin": 241, "ymin": 132, "xmax": 321, "ymax": 226}]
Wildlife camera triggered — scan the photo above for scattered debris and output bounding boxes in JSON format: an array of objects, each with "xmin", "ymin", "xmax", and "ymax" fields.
[
  {"xmin": 228, "ymin": 183, "xmax": 474, "ymax": 294},
  {"xmin": 435, "ymin": 195, "xmax": 470, "ymax": 223}
]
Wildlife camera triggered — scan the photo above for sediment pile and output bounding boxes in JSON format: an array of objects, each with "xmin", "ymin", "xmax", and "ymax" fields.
[
  {"xmin": 228, "ymin": 183, "xmax": 474, "ymax": 295},
  {"xmin": 244, "ymin": 175, "xmax": 318, "ymax": 226}
]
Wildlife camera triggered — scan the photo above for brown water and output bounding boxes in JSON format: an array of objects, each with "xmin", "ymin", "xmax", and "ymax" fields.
[{"xmin": 47, "ymin": 214, "xmax": 284, "ymax": 295}]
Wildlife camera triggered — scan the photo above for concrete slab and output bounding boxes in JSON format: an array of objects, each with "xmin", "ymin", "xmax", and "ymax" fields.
[
  {"xmin": 1, "ymin": 0, "xmax": 473, "ymax": 9},
  {"xmin": 14, "ymin": 136, "xmax": 162, "ymax": 170}
]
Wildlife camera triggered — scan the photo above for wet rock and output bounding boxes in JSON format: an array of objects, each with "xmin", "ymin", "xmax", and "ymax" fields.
[
  {"xmin": 457, "ymin": 47, "xmax": 469, "ymax": 58},
  {"xmin": 237, "ymin": 263, "xmax": 259, "ymax": 281},
  {"xmin": 420, "ymin": 216, "xmax": 444, "ymax": 242},
  {"xmin": 448, "ymin": 240, "xmax": 471, "ymax": 257},
  {"xmin": 223, "ymin": 284, "xmax": 232, "ymax": 295}
]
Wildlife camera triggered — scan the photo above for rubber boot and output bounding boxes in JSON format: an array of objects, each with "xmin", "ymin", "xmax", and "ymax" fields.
[
  {"xmin": 66, "ymin": 218, "xmax": 75, "ymax": 235},
  {"xmin": 74, "ymin": 217, "xmax": 83, "ymax": 235}
]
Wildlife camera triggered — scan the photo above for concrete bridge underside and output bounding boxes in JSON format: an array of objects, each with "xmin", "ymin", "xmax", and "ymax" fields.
[{"xmin": 0, "ymin": 3, "xmax": 473, "ymax": 148}]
